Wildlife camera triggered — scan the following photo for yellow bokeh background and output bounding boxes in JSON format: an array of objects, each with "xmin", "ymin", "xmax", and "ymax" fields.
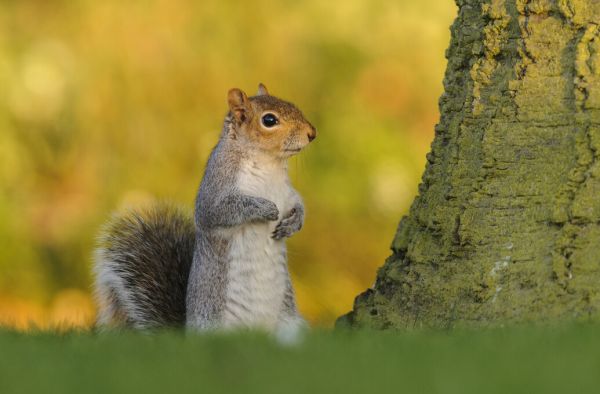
[{"xmin": 0, "ymin": 0, "xmax": 456, "ymax": 330}]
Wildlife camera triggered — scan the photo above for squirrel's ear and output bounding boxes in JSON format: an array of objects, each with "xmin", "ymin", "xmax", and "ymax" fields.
[
  {"xmin": 227, "ymin": 88, "xmax": 249, "ymax": 123},
  {"xmin": 256, "ymin": 83, "xmax": 269, "ymax": 96}
]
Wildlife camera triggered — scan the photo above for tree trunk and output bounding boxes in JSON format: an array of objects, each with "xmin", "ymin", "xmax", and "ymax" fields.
[{"xmin": 340, "ymin": 0, "xmax": 600, "ymax": 329}]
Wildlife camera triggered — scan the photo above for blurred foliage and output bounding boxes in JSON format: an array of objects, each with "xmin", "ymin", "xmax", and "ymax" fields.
[{"xmin": 0, "ymin": 0, "xmax": 455, "ymax": 328}]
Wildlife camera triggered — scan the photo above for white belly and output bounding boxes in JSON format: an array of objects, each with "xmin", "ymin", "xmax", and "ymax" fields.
[
  {"xmin": 222, "ymin": 158, "xmax": 294, "ymax": 329},
  {"xmin": 224, "ymin": 224, "xmax": 288, "ymax": 329}
]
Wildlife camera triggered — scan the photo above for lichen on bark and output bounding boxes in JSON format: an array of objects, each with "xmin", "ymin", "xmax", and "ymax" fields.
[{"xmin": 340, "ymin": 0, "xmax": 600, "ymax": 329}]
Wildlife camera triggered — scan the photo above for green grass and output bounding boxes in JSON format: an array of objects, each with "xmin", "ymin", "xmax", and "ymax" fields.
[{"xmin": 1, "ymin": 324, "xmax": 599, "ymax": 394}]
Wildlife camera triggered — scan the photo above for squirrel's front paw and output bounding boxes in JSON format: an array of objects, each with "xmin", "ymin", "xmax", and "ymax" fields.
[
  {"xmin": 272, "ymin": 206, "xmax": 303, "ymax": 240},
  {"xmin": 255, "ymin": 197, "xmax": 279, "ymax": 221}
]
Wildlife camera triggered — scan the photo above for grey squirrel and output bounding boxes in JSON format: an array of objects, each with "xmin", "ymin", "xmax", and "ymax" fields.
[{"xmin": 93, "ymin": 83, "xmax": 317, "ymax": 331}]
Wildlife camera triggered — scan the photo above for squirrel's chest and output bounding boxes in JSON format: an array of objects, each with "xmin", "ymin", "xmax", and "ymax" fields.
[{"xmin": 236, "ymin": 161, "xmax": 294, "ymax": 218}]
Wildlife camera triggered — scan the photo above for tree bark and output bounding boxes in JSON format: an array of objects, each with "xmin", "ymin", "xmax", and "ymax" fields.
[{"xmin": 340, "ymin": 0, "xmax": 600, "ymax": 329}]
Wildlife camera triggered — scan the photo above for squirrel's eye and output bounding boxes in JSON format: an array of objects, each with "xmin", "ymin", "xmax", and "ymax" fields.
[{"xmin": 261, "ymin": 113, "xmax": 279, "ymax": 128}]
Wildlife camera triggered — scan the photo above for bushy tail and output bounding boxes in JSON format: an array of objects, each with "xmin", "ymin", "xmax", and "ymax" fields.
[{"xmin": 93, "ymin": 203, "xmax": 195, "ymax": 329}]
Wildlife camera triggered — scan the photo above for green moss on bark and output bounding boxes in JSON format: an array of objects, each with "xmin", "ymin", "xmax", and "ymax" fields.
[{"xmin": 341, "ymin": 0, "xmax": 600, "ymax": 329}]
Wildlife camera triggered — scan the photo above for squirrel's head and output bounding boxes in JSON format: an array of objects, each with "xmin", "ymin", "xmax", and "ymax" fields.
[{"xmin": 226, "ymin": 84, "xmax": 317, "ymax": 158}]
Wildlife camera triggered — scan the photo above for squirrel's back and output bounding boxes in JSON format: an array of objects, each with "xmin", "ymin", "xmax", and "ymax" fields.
[{"xmin": 93, "ymin": 203, "xmax": 195, "ymax": 329}]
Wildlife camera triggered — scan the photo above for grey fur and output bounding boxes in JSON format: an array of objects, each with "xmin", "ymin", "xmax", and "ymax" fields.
[
  {"xmin": 280, "ymin": 265, "xmax": 299, "ymax": 318},
  {"xmin": 194, "ymin": 116, "xmax": 280, "ymax": 229},
  {"xmin": 272, "ymin": 203, "xmax": 304, "ymax": 240},
  {"xmin": 94, "ymin": 204, "xmax": 195, "ymax": 328},
  {"xmin": 186, "ymin": 114, "xmax": 292, "ymax": 329},
  {"xmin": 93, "ymin": 88, "xmax": 314, "ymax": 332}
]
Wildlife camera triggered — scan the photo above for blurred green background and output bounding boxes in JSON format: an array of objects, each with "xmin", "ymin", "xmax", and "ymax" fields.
[{"xmin": 0, "ymin": 0, "xmax": 455, "ymax": 329}]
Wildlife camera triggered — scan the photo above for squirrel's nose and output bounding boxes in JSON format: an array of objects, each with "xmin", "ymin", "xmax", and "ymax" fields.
[{"xmin": 308, "ymin": 126, "xmax": 317, "ymax": 142}]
